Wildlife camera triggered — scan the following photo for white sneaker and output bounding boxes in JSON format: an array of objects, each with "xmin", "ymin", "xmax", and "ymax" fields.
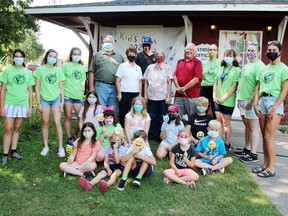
[
  {"xmin": 40, "ymin": 147, "xmax": 49, "ymax": 156},
  {"xmin": 58, "ymin": 147, "xmax": 65, "ymax": 157}
]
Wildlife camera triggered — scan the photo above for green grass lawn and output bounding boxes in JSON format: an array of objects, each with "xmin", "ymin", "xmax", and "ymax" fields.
[{"xmin": 0, "ymin": 112, "xmax": 282, "ymax": 216}]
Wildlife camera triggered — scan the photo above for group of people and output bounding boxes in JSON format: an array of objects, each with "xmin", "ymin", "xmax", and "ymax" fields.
[{"xmin": 0, "ymin": 34, "xmax": 287, "ymax": 193}]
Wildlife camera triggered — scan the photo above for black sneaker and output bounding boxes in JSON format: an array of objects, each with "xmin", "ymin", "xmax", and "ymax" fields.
[
  {"xmin": 201, "ymin": 168, "xmax": 213, "ymax": 176},
  {"xmin": 234, "ymin": 148, "xmax": 250, "ymax": 157},
  {"xmin": 11, "ymin": 152, "xmax": 24, "ymax": 160},
  {"xmin": 132, "ymin": 178, "xmax": 141, "ymax": 187},
  {"xmin": 117, "ymin": 179, "xmax": 127, "ymax": 191},
  {"xmin": 240, "ymin": 153, "xmax": 258, "ymax": 163},
  {"xmin": 225, "ymin": 143, "xmax": 231, "ymax": 152},
  {"xmin": 83, "ymin": 171, "xmax": 96, "ymax": 178}
]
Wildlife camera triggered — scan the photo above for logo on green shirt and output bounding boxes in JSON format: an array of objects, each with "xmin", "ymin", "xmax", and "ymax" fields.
[
  {"xmin": 72, "ymin": 70, "xmax": 83, "ymax": 80},
  {"xmin": 207, "ymin": 67, "xmax": 215, "ymax": 75},
  {"xmin": 263, "ymin": 71, "xmax": 276, "ymax": 84},
  {"xmin": 13, "ymin": 74, "xmax": 26, "ymax": 85},
  {"xmin": 45, "ymin": 73, "xmax": 57, "ymax": 84}
]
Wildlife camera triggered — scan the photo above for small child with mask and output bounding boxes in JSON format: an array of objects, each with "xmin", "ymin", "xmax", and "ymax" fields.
[
  {"xmin": 156, "ymin": 104, "xmax": 184, "ymax": 159},
  {"xmin": 186, "ymin": 97, "xmax": 213, "ymax": 145},
  {"xmin": 195, "ymin": 120, "xmax": 233, "ymax": 176}
]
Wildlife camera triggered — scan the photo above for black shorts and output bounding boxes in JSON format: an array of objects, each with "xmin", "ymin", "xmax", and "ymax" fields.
[
  {"xmin": 101, "ymin": 164, "xmax": 124, "ymax": 173},
  {"xmin": 131, "ymin": 161, "xmax": 153, "ymax": 177},
  {"xmin": 214, "ymin": 103, "xmax": 234, "ymax": 116}
]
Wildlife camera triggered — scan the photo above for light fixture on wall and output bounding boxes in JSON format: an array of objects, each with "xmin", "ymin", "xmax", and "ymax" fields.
[
  {"xmin": 210, "ymin": 24, "xmax": 216, "ymax": 30},
  {"xmin": 267, "ymin": 25, "xmax": 272, "ymax": 31}
]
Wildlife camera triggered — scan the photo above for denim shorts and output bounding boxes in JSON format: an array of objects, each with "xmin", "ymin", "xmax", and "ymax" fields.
[
  {"xmin": 64, "ymin": 96, "xmax": 83, "ymax": 105},
  {"xmin": 258, "ymin": 96, "xmax": 284, "ymax": 116},
  {"xmin": 214, "ymin": 103, "xmax": 234, "ymax": 116},
  {"xmin": 40, "ymin": 95, "xmax": 61, "ymax": 108},
  {"xmin": 237, "ymin": 100, "xmax": 258, "ymax": 120}
]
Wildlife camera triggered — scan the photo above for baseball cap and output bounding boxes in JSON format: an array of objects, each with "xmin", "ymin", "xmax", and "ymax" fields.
[
  {"xmin": 168, "ymin": 104, "xmax": 179, "ymax": 113},
  {"xmin": 142, "ymin": 36, "xmax": 153, "ymax": 45}
]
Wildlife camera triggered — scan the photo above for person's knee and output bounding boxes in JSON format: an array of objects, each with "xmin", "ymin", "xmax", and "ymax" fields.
[{"xmin": 4, "ymin": 126, "xmax": 13, "ymax": 134}]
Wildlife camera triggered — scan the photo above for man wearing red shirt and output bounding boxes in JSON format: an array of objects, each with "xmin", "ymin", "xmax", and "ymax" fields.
[{"xmin": 173, "ymin": 43, "xmax": 202, "ymax": 116}]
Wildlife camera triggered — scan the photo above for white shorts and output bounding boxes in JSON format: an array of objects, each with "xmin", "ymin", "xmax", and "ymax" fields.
[
  {"xmin": 4, "ymin": 104, "xmax": 29, "ymax": 118},
  {"xmin": 237, "ymin": 100, "xmax": 258, "ymax": 120}
]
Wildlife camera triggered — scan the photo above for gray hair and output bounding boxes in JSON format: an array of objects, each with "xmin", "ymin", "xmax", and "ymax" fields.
[
  {"xmin": 155, "ymin": 49, "xmax": 165, "ymax": 58},
  {"xmin": 104, "ymin": 35, "xmax": 116, "ymax": 44},
  {"xmin": 185, "ymin": 43, "xmax": 197, "ymax": 52}
]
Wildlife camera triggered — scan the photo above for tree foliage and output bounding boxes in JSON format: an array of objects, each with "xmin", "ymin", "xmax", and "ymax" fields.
[{"xmin": 0, "ymin": 0, "xmax": 43, "ymax": 65}]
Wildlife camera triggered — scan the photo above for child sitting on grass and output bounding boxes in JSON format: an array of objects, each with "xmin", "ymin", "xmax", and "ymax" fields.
[
  {"xmin": 162, "ymin": 129, "xmax": 199, "ymax": 190},
  {"xmin": 78, "ymin": 128, "xmax": 127, "ymax": 191},
  {"xmin": 59, "ymin": 122, "xmax": 101, "ymax": 178},
  {"xmin": 117, "ymin": 130, "xmax": 156, "ymax": 191},
  {"xmin": 195, "ymin": 120, "xmax": 233, "ymax": 176},
  {"xmin": 156, "ymin": 104, "xmax": 184, "ymax": 159},
  {"xmin": 186, "ymin": 97, "xmax": 213, "ymax": 145}
]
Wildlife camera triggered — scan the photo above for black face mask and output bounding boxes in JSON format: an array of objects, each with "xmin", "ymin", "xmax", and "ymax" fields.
[
  {"xmin": 127, "ymin": 55, "xmax": 136, "ymax": 62},
  {"xmin": 266, "ymin": 52, "xmax": 279, "ymax": 61},
  {"xmin": 168, "ymin": 113, "xmax": 178, "ymax": 121}
]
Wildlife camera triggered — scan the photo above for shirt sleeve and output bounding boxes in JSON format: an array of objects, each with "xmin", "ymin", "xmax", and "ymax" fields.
[
  {"xmin": 58, "ymin": 68, "xmax": 66, "ymax": 81},
  {"xmin": 118, "ymin": 146, "xmax": 127, "ymax": 157},
  {"xmin": 161, "ymin": 122, "xmax": 168, "ymax": 131},
  {"xmin": 28, "ymin": 72, "xmax": 35, "ymax": 86},
  {"xmin": 217, "ymin": 138, "xmax": 226, "ymax": 155},
  {"xmin": 0, "ymin": 69, "xmax": 8, "ymax": 83},
  {"xmin": 92, "ymin": 140, "xmax": 101, "ymax": 152},
  {"xmin": 233, "ymin": 67, "xmax": 241, "ymax": 82},
  {"xmin": 195, "ymin": 139, "xmax": 204, "ymax": 152},
  {"xmin": 78, "ymin": 106, "xmax": 84, "ymax": 118},
  {"xmin": 194, "ymin": 59, "xmax": 203, "ymax": 79},
  {"xmin": 115, "ymin": 63, "xmax": 123, "ymax": 78}
]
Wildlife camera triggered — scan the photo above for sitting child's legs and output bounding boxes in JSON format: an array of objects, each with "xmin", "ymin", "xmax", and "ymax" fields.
[
  {"xmin": 96, "ymin": 149, "xmax": 105, "ymax": 162},
  {"xmin": 156, "ymin": 143, "xmax": 169, "ymax": 159},
  {"xmin": 210, "ymin": 157, "xmax": 233, "ymax": 171},
  {"xmin": 195, "ymin": 158, "xmax": 214, "ymax": 169},
  {"xmin": 90, "ymin": 169, "xmax": 107, "ymax": 186},
  {"xmin": 78, "ymin": 161, "xmax": 97, "ymax": 173},
  {"xmin": 163, "ymin": 168, "xmax": 198, "ymax": 185},
  {"xmin": 59, "ymin": 162, "xmax": 84, "ymax": 176},
  {"xmin": 131, "ymin": 161, "xmax": 153, "ymax": 179}
]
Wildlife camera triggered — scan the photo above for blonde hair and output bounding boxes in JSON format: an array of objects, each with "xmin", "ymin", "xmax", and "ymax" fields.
[
  {"xmin": 130, "ymin": 96, "xmax": 148, "ymax": 118},
  {"xmin": 108, "ymin": 131, "xmax": 124, "ymax": 144},
  {"xmin": 208, "ymin": 120, "xmax": 221, "ymax": 130},
  {"xmin": 197, "ymin": 97, "xmax": 209, "ymax": 107}
]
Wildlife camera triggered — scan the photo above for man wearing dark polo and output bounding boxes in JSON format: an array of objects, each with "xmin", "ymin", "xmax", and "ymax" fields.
[{"xmin": 88, "ymin": 35, "xmax": 124, "ymax": 115}]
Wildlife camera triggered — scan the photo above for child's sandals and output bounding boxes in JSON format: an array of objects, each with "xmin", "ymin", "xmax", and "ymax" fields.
[
  {"xmin": 186, "ymin": 181, "xmax": 196, "ymax": 191},
  {"xmin": 163, "ymin": 177, "xmax": 172, "ymax": 184}
]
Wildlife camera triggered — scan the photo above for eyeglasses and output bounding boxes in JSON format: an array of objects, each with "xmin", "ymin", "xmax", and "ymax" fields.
[
  {"xmin": 267, "ymin": 40, "xmax": 281, "ymax": 46},
  {"xmin": 247, "ymin": 41, "xmax": 258, "ymax": 46}
]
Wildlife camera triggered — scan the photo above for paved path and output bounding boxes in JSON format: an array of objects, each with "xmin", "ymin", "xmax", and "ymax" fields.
[{"xmin": 231, "ymin": 120, "xmax": 288, "ymax": 216}]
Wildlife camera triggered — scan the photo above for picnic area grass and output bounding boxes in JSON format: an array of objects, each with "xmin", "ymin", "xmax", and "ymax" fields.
[{"xmin": 0, "ymin": 111, "xmax": 282, "ymax": 216}]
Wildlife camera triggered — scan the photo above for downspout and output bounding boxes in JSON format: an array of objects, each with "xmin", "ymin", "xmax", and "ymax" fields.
[
  {"xmin": 182, "ymin": 15, "xmax": 193, "ymax": 44},
  {"xmin": 277, "ymin": 16, "xmax": 288, "ymax": 44}
]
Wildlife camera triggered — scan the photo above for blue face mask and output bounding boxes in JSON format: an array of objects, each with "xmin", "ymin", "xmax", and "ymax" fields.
[
  {"xmin": 168, "ymin": 113, "xmax": 178, "ymax": 121},
  {"xmin": 208, "ymin": 130, "xmax": 219, "ymax": 138},
  {"xmin": 14, "ymin": 57, "xmax": 24, "ymax": 66},
  {"xmin": 72, "ymin": 55, "xmax": 81, "ymax": 62},
  {"xmin": 224, "ymin": 56, "xmax": 233, "ymax": 65},
  {"xmin": 47, "ymin": 57, "xmax": 57, "ymax": 65},
  {"xmin": 196, "ymin": 106, "xmax": 207, "ymax": 113},
  {"xmin": 134, "ymin": 104, "xmax": 143, "ymax": 112},
  {"xmin": 102, "ymin": 42, "xmax": 113, "ymax": 51}
]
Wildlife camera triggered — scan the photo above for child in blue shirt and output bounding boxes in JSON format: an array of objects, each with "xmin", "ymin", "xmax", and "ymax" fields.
[
  {"xmin": 156, "ymin": 104, "xmax": 184, "ymax": 159},
  {"xmin": 195, "ymin": 120, "xmax": 233, "ymax": 176}
]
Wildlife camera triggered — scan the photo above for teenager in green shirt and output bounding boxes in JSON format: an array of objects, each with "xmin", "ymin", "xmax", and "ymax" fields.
[
  {"xmin": 0, "ymin": 49, "xmax": 35, "ymax": 165},
  {"xmin": 34, "ymin": 49, "xmax": 66, "ymax": 158},
  {"xmin": 213, "ymin": 49, "xmax": 240, "ymax": 151},
  {"xmin": 235, "ymin": 42, "xmax": 265, "ymax": 163},
  {"xmin": 62, "ymin": 47, "xmax": 86, "ymax": 145},
  {"xmin": 253, "ymin": 40, "xmax": 288, "ymax": 178}
]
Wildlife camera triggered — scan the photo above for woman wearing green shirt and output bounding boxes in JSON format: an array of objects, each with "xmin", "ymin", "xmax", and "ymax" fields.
[
  {"xmin": 213, "ymin": 49, "xmax": 240, "ymax": 151},
  {"xmin": 62, "ymin": 47, "xmax": 86, "ymax": 145},
  {"xmin": 253, "ymin": 40, "xmax": 288, "ymax": 178},
  {"xmin": 34, "ymin": 49, "xmax": 66, "ymax": 157},
  {"xmin": 235, "ymin": 42, "xmax": 265, "ymax": 163},
  {"xmin": 0, "ymin": 49, "xmax": 35, "ymax": 165}
]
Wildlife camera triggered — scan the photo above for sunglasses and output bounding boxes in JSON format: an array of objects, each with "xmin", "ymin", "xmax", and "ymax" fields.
[
  {"xmin": 247, "ymin": 41, "xmax": 258, "ymax": 46},
  {"xmin": 267, "ymin": 40, "xmax": 281, "ymax": 46}
]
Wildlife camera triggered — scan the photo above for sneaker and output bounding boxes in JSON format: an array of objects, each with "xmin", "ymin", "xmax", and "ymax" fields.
[
  {"xmin": 234, "ymin": 148, "xmax": 250, "ymax": 157},
  {"xmin": 201, "ymin": 168, "xmax": 213, "ymax": 176},
  {"xmin": 40, "ymin": 147, "xmax": 49, "ymax": 156},
  {"xmin": 186, "ymin": 181, "xmax": 196, "ymax": 190},
  {"xmin": 83, "ymin": 171, "xmax": 96, "ymax": 178},
  {"xmin": 163, "ymin": 177, "xmax": 171, "ymax": 184},
  {"xmin": 240, "ymin": 153, "xmax": 259, "ymax": 163},
  {"xmin": 2, "ymin": 156, "xmax": 8, "ymax": 166},
  {"xmin": 132, "ymin": 178, "xmax": 141, "ymax": 187},
  {"xmin": 58, "ymin": 147, "xmax": 65, "ymax": 158},
  {"xmin": 225, "ymin": 143, "xmax": 231, "ymax": 151},
  {"xmin": 218, "ymin": 167, "xmax": 225, "ymax": 174},
  {"xmin": 99, "ymin": 180, "xmax": 108, "ymax": 191},
  {"xmin": 11, "ymin": 152, "xmax": 24, "ymax": 160},
  {"xmin": 78, "ymin": 177, "xmax": 93, "ymax": 190},
  {"xmin": 117, "ymin": 179, "xmax": 127, "ymax": 191}
]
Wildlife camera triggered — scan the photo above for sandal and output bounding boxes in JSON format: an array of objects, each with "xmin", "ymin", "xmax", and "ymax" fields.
[
  {"xmin": 252, "ymin": 165, "xmax": 265, "ymax": 173},
  {"xmin": 257, "ymin": 169, "xmax": 275, "ymax": 178},
  {"xmin": 163, "ymin": 177, "xmax": 172, "ymax": 184}
]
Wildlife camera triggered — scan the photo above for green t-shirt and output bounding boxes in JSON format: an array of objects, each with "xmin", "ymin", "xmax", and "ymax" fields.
[
  {"xmin": 0, "ymin": 66, "xmax": 35, "ymax": 106},
  {"xmin": 96, "ymin": 123, "xmax": 122, "ymax": 148},
  {"xmin": 62, "ymin": 62, "xmax": 86, "ymax": 100},
  {"xmin": 33, "ymin": 65, "xmax": 66, "ymax": 101},
  {"xmin": 89, "ymin": 52, "xmax": 124, "ymax": 83},
  {"xmin": 202, "ymin": 59, "xmax": 222, "ymax": 86},
  {"xmin": 257, "ymin": 62, "xmax": 288, "ymax": 98},
  {"xmin": 237, "ymin": 60, "xmax": 265, "ymax": 101},
  {"xmin": 216, "ymin": 66, "xmax": 240, "ymax": 107}
]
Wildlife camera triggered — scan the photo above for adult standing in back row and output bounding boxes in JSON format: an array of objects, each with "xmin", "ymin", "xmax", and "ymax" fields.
[
  {"xmin": 173, "ymin": 43, "xmax": 202, "ymax": 117},
  {"xmin": 88, "ymin": 35, "xmax": 124, "ymax": 116}
]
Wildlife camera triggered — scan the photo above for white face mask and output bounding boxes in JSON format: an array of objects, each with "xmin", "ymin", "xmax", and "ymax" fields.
[
  {"xmin": 83, "ymin": 131, "xmax": 94, "ymax": 139},
  {"xmin": 87, "ymin": 97, "xmax": 97, "ymax": 104},
  {"xmin": 179, "ymin": 138, "xmax": 189, "ymax": 145}
]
